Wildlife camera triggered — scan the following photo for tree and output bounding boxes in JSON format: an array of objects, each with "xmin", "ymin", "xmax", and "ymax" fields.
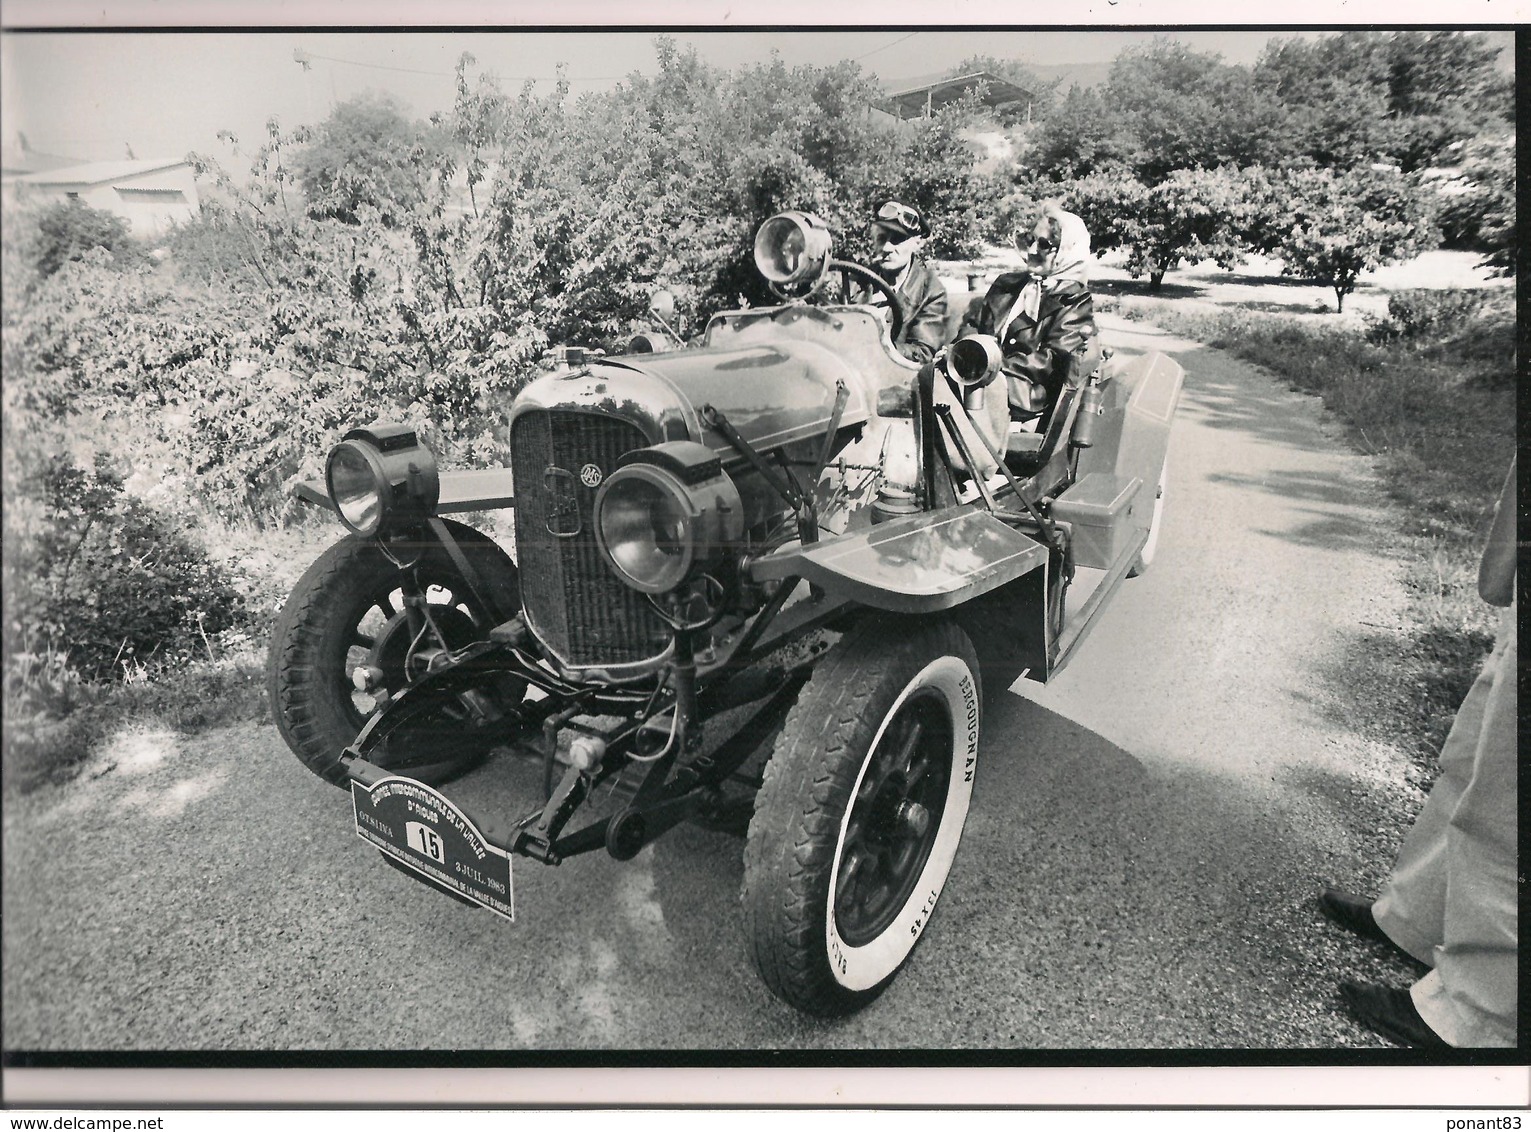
[
  {"xmin": 1102, "ymin": 38, "xmax": 1290, "ymax": 181},
  {"xmin": 1385, "ymin": 32, "xmax": 1513, "ymax": 172},
  {"xmin": 1029, "ymin": 84, "xmax": 1134, "ymax": 181},
  {"xmin": 1067, "ymin": 166, "xmax": 1256, "ymax": 290},
  {"xmin": 1254, "ymin": 34, "xmax": 1396, "ymax": 169},
  {"xmin": 1436, "ymin": 133, "xmax": 1516, "ymax": 277},
  {"xmin": 292, "ymin": 94, "xmax": 449, "ymax": 225},
  {"xmin": 1262, "ymin": 167, "xmax": 1436, "ymax": 311},
  {"xmin": 881, "ymin": 93, "xmax": 990, "ymax": 259},
  {"xmin": 1255, "ymin": 32, "xmax": 1512, "ymax": 173}
]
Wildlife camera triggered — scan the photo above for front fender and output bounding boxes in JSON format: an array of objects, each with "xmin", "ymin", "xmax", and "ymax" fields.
[{"xmin": 748, "ymin": 504, "xmax": 1048, "ymax": 614}]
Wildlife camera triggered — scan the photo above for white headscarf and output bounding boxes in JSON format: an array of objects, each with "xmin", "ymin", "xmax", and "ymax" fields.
[{"xmin": 1001, "ymin": 206, "xmax": 1093, "ymax": 334}]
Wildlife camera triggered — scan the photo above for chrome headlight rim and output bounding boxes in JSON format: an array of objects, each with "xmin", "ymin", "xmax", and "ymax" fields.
[
  {"xmin": 947, "ymin": 333, "xmax": 1003, "ymax": 391},
  {"xmin": 753, "ymin": 211, "xmax": 833, "ymax": 292},
  {"xmin": 326, "ymin": 438, "xmax": 388, "ymax": 538}
]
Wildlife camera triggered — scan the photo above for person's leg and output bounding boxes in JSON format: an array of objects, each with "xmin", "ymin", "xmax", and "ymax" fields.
[
  {"xmin": 1371, "ymin": 628, "xmax": 1505, "ymax": 964},
  {"xmin": 1411, "ymin": 611, "xmax": 1518, "ymax": 1047}
]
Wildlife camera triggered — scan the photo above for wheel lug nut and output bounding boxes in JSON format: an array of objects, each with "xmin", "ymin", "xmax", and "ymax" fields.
[{"xmin": 897, "ymin": 800, "xmax": 930, "ymax": 837}]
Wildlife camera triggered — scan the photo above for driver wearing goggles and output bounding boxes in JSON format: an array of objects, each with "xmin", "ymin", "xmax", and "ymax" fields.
[{"xmin": 850, "ymin": 199, "xmax": 949, "ymax": 365}]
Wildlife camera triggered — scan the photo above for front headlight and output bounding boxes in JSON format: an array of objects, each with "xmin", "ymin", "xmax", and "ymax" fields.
[
  {"xmin": 753, "ymin": 211, "xmax": 833, "ymax": 291},
  {"xmin": 594, "ymin": 441, "xmax": 743, "ymax": 595},
  {"xmin": 947, "ymin": 334, "xmax": 1002, "ymax": 391},
  {"xmin": 324, "ymin": 424, "xmax": 440, "ymax": 538}
]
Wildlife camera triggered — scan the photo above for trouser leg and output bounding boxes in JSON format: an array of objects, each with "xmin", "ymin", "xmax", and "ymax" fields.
[
  {"xmin": 1371, "ymin": 628, "xmax": 1505, "ymax": 965},
  {"xmin": 1410, "ymin": 611, "xmax": 1518, "ymax": 1047}
]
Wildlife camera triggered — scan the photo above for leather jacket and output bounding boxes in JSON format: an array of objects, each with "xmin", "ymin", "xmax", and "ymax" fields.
[
  {"xmin": 959, "ymin": 273, "xmax": 1099, "ymax": 417},
  {"xmin": 851, "ymin": 257, "xmax": 949, "ymax": 365}
]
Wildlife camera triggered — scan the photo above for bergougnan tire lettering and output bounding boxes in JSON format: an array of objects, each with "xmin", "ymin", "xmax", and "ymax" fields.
[{"xmin": 824, "ymin": 653, "xmax": 978, "ymax": 993}]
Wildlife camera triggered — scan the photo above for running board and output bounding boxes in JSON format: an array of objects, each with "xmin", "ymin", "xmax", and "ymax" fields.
[{"xmin": 1050, "ymin": 528, "xmax": 1148, "ymax": 676}]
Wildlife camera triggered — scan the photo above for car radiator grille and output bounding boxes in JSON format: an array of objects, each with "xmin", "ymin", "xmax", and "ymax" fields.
[{"xmin": 509, "ymin": 409, "xmax": 669, "ymax": 669}]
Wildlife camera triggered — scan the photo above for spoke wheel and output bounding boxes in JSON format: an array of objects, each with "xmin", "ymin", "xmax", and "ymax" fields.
[
  {"xmin": 268, "ymin": 519, "xmax": 522, "ymax": 787},
  {"xmin": 834, "ymin": 692, "xmax": 950, "ymax": 946},
  {"xmin": 742, "ymin": 618, "xmax": 980, "ymax": 1016}
]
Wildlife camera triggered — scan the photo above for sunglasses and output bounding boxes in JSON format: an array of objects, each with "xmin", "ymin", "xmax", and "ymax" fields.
[
  {"xmin": 875, "ymin": 201, "xmax": 923, "ymax": 232},
  {"xmin": 870, "ymin": 223, "xmax": 915, "ymax": 247},
  {"xmin": 1018, "ymin": 232, "xmax": 1057, "ymax": 254}
]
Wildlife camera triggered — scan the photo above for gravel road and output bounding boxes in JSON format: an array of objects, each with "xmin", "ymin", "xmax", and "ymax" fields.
[{"xmin": 3, "ymin": 311, "xmax": 1432, "ymax": 1052}]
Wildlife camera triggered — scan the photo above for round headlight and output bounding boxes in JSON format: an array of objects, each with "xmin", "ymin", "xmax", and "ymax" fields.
[
  {"xmin": 948, "ymin": 334, "xmax": 1003, "ymax": 390},
  {"xmin": 753, "ymin": 211, "xmax": 832, "ymax": 289},
  {"xmin": 327, "ymin": 441, "xmax": 385, "ymax": 537},
  {"xmin": 596, "ymin": 467, "xmax": 696, "ymax": 594},
  {"xmin": 324, "ymin": 425, "xmax": 440, "ymax": 538},
  {"xmin": 594, "ymin": 442, "xmax": 745, "ymax": 596}
]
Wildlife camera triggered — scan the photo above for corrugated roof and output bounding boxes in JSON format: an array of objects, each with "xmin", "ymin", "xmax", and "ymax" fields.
[
  {"xmin": 882, "ymin": 70, "xmax": 1034, "ymax": 116},
  {"xmin": 10, "ymin": 158, "xmax": 189, "ymax": 187}
]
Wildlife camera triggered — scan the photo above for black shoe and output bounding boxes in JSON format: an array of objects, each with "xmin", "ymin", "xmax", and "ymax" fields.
[
  {"xmin": 1318, "ymin": 887, "xmax": 1388, "ymax": 942},
  {"xmin": 1318, "ymin": 887, "xmax": 1430, "ymax": 968},
  {"xmin": 1340, "ymin": 981, "xmax": 1448, "ymax": 1048}
]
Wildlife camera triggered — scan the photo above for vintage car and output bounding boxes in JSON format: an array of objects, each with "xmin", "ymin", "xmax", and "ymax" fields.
[{"xmin": 268, "ymin": 211, "xmax": 1184, "ymax": 1017}]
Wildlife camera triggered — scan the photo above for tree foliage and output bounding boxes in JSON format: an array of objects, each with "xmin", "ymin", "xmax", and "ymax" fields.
[
  {"xmin": 1436, "ymin": 133, "xmax": 1516, "ymax": 276},
  {"xmin": 3, "ymin": 450, "xmax": 248, "ymax": 683},
  {"xmin": 1102, "ymin": 38, "xmax": 1289, "ymax": 181},
  {"xmin": 1258, "ymin": 167, "xmax": 1437, "ymax": 311},
  {"xmin": 30, "ymin": 198, "xmax": 144, "ymax": 279},
  {"xmin": 1067, "ymin": 166, "xmax": 1258, "ymax": 289},
  {"xmin": 1029, "ymin": 31, "xmax": 1510, "ymax": 185},
  {"xmin": 292, "ymin": 93, "xmax": 451, "ymax": 225},
  {"xmin": 1254, "ymin": 31, "xmax": 1511, "ymax": 172},
  {"xmin": 1030, "ymin": 84, "xmax": 1135, "ymax": 181}
]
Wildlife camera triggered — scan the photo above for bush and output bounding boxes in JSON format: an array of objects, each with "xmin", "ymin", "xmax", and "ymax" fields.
[
  {"xmin": 32, "ymin": 198, "xmax": 144, "ymax": 279},
  {"xmin": 1367, "ymin": 288, "xmax": 1487, "ymax": 342},
  {"xmin": 4, "ymin": 452, "xmax": 249, "ymax": 684}
]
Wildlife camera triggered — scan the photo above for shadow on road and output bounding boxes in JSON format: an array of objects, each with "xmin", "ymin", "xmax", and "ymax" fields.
[
  {"xmin": 1177, "ymin": 374, "xmax": 1343, "ymax": 457},
  {"xmin": 1203, "ymin": 469, "xmax": 1394, "ymax": 555},
  {"xmin": 1093, "ymin": 277, "xmax": 1206, "ymax": 301}
]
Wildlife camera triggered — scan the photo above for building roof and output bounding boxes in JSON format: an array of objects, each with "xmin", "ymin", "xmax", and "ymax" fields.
[
  {"xmin": 9, "ymin": 158, "xmax": 189, "ymax": 188},
  {"xmin": 882, "ymin": 70, "xmax": 1035, "ymax": 117},
  {"xmin": 0, "ymin": 143, "xmax": 84, "ymax": 176}
]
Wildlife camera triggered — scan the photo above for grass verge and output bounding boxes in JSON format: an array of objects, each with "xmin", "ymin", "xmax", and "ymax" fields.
[
  {"xmin": 1112, "ymin": 294, "xmax": 1515, "ymax": 766},
  {"xmin": 3, "ymin": 647, "xmax": 270, "ymax": 794}
]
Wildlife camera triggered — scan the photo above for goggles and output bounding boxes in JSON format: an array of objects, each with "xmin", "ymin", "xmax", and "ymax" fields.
[
  {"xmin": 875, "ymin": 200, "xmax": 924, "ymax": 233},
  {"xmin": 1019, "ymin": 230, "xmax": 1057, "ymax": 254}
]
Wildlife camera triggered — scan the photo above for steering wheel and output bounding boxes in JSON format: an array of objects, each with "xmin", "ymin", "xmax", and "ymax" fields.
[{"xmin": 831, "ymin": 259, "xmax": 907, "ymax": 345}]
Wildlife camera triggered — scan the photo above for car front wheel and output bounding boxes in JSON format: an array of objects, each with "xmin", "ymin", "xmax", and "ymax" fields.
[
  {"xmin": 267, "ymin": 519, "xmax": 522, "ymax": 787},
  {"xmin": 741, "ymin": 617, "xmax": 981, "ymax": 1016}
]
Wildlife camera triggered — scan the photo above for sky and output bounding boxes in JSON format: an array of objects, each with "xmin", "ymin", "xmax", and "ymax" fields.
[{"xmin": 0, "ymin": 25, "xmax": 1515, "ymax": 165}]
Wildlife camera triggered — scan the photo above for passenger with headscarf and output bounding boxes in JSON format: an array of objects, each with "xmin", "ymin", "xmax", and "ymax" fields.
[{"xmin": 959, "ymin": 203, "xmax": 1101, "ymax": 424}]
